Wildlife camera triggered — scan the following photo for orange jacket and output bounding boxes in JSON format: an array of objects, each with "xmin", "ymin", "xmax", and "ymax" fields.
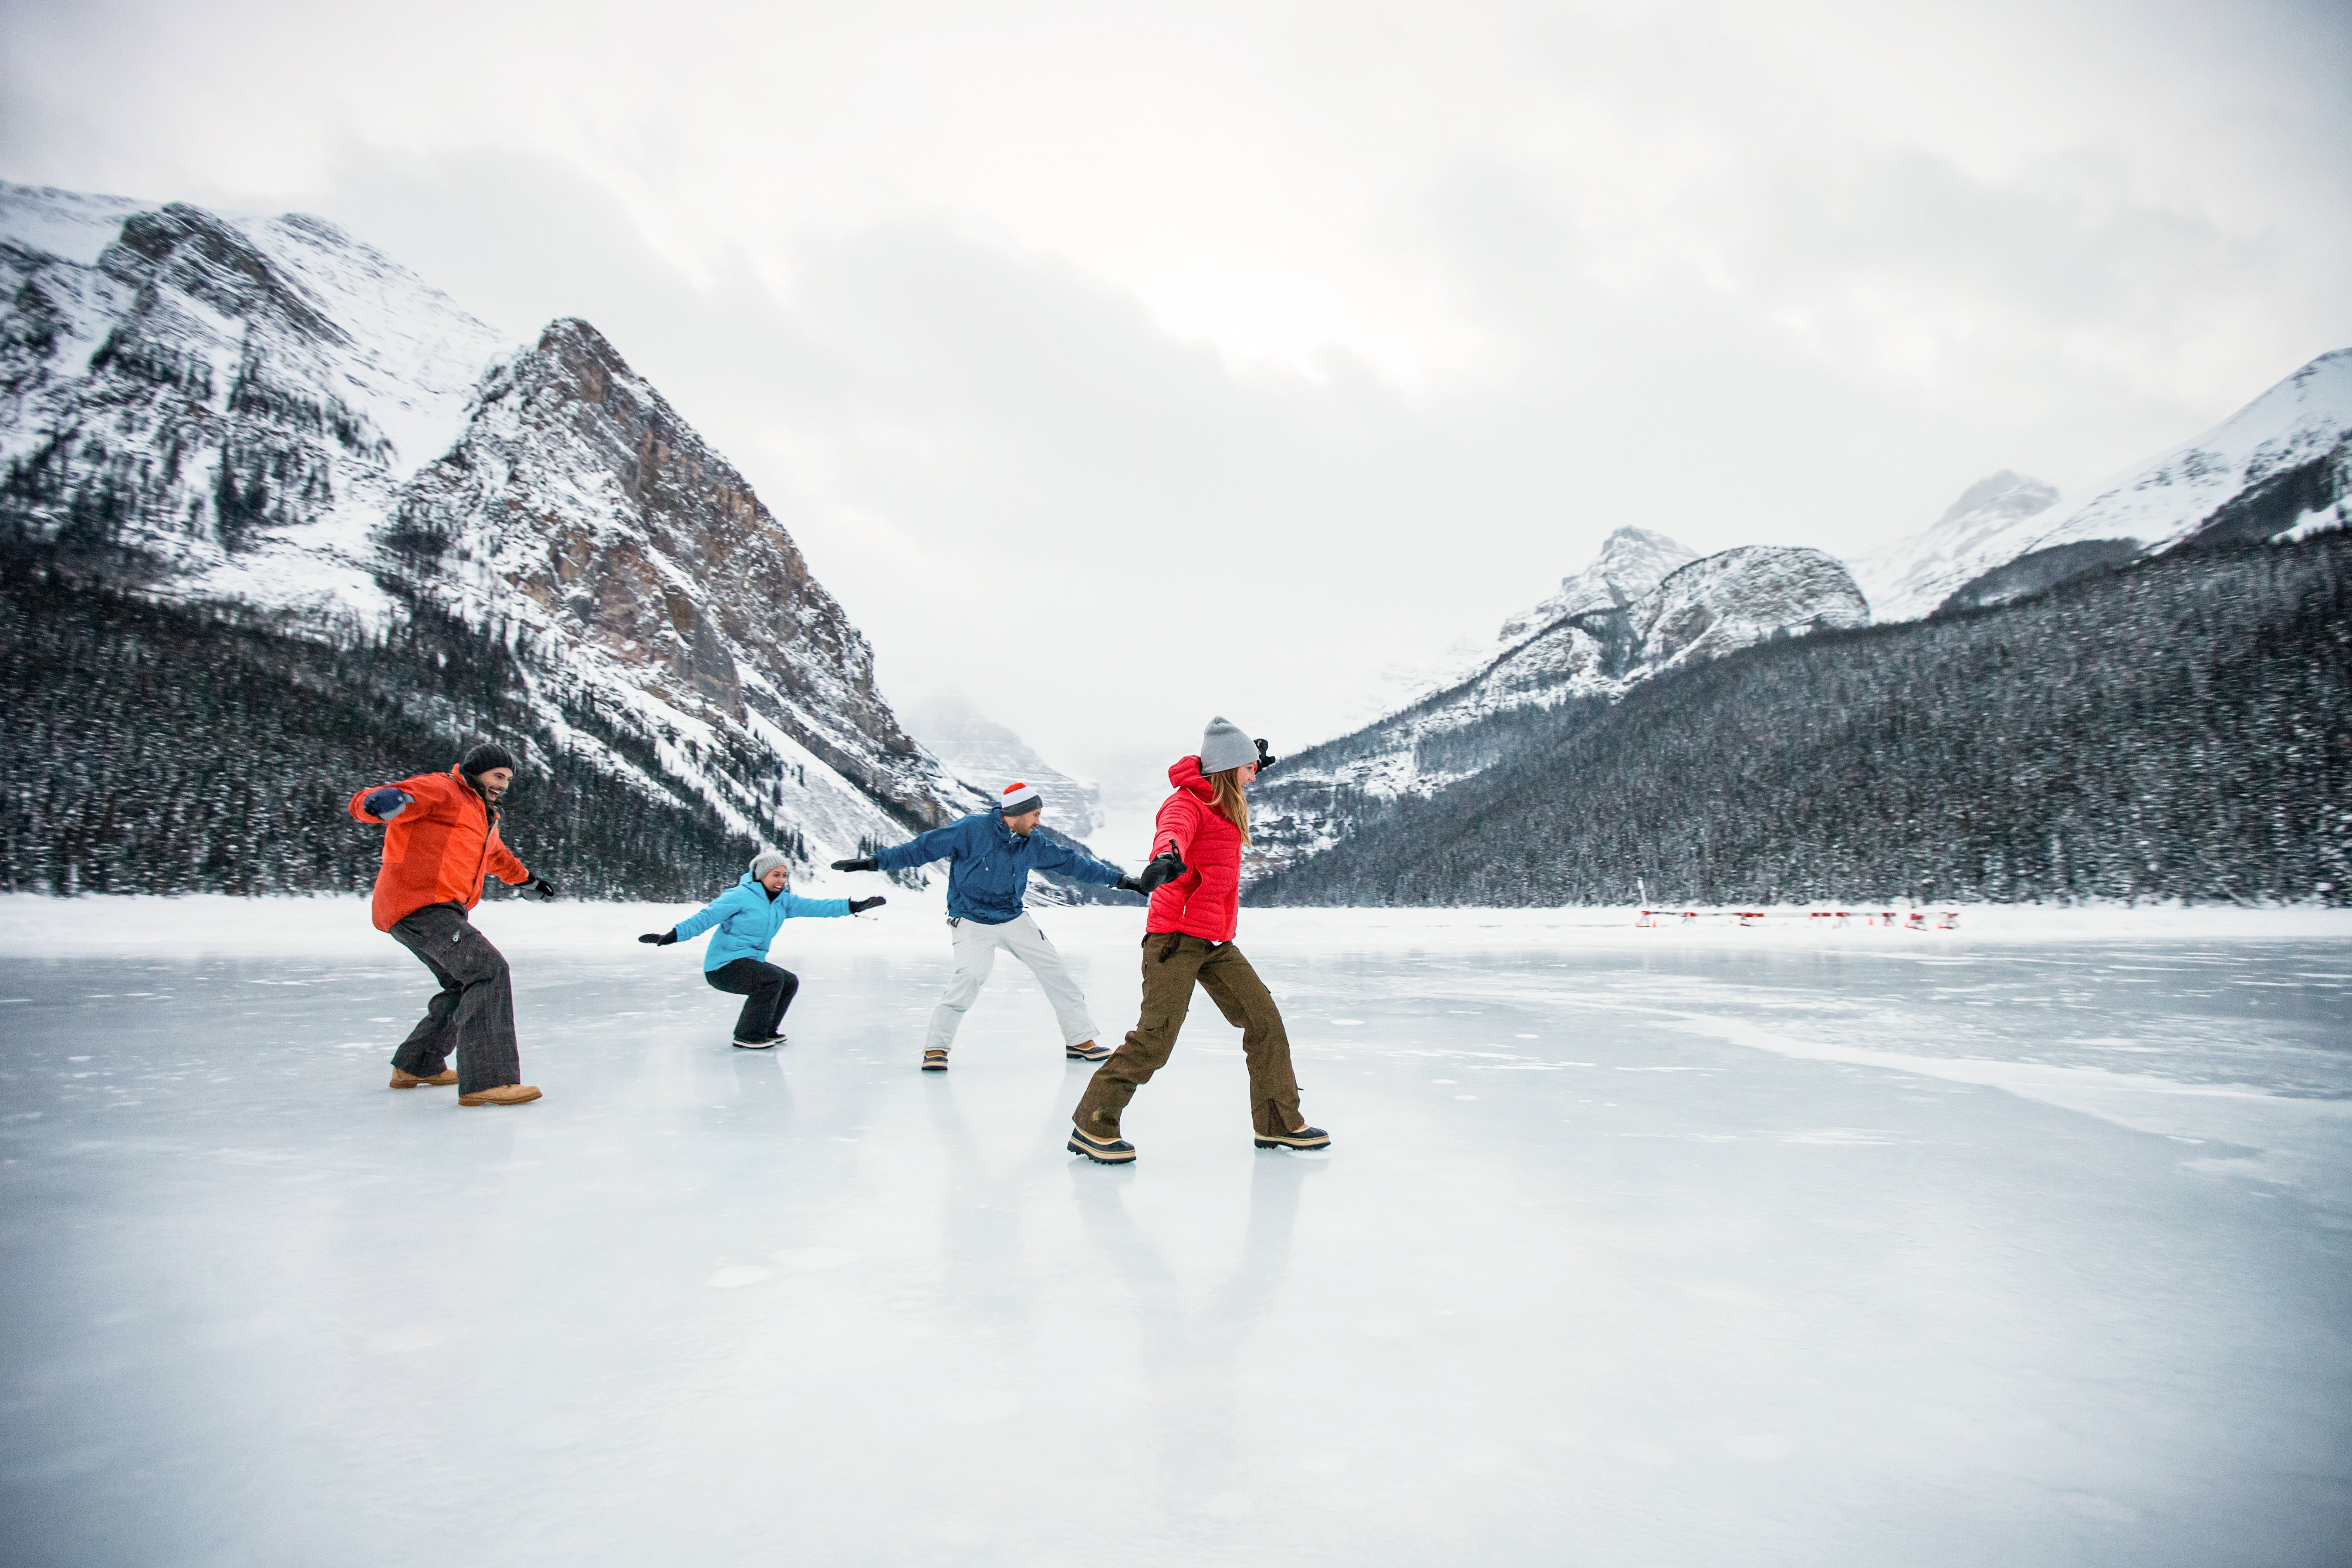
[{"xmin": 348, "ymin": 767, "xmax": 531, "ymax": 932}]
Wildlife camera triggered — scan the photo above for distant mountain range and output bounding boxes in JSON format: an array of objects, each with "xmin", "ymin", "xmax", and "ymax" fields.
[
  {"xmin": 3, "ymin": 178, "xmax": 2342, "ymax": 905},
  {"xmin": 1254, "ymin": 349, "xmax": 2351, "ymax": 895}
]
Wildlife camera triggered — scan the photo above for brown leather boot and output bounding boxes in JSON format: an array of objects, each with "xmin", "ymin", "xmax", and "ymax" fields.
[
  {"xmin": 389, "ymin": 1068, "xmax": 458, "ymax": 1088},
  {"xmin": 458, "ymin": 1084, "xmax": 542, "ymax": 1106}
]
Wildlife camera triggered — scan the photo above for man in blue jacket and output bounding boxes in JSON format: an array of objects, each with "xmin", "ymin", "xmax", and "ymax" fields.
[
  {"xmin": 832, "ymin": 781, "xmax": 1180, "ymax": 1071},
  {"xmin": 640, "ymin": 850, "xmax": 886, "ymax": 1047}
]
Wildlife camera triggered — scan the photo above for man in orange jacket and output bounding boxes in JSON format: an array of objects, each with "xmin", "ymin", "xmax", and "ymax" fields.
[{"xmin": 349, "ymin": 743, "xmax": 553, "ymax": 1105}]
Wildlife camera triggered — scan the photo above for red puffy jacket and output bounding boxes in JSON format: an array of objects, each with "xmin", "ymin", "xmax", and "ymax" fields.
[
  {"xmin": 348, "ymin": 767, "xmax": 531, "ymax": 932},
  {"xmin": 1146, "ymin": 755, "xmax": 1247, "ymax": 941}
]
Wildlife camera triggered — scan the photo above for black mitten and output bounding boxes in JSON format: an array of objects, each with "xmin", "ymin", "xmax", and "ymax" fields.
[
  {"xmin": 848, "ymin": 896, "xmax": 887, "ymax": 914},
  {"xmin": 527, "ymin": 877, "xmax": 558, "ymax": 902},
  {"xmin": 831, "ymin": 857, "xmax": 879, "ymax": 872},
  {"xmin": 638, "ymin": 929, "xmax": 679, "ymax": 946},
  {"xmin": 1130, "ymin": 848, "xmax": 1186, "ymax": 893}
]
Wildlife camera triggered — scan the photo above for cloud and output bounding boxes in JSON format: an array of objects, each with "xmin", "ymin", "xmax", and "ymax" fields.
[{"xmin": 1, "ymin": 0, "xmax": 2347, "ymax": 778}]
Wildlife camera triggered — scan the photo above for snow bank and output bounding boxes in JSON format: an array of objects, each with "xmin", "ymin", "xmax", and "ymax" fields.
[{"xmin": 3, "ymin": 892, "xmax": 2344, "ymax": 959}]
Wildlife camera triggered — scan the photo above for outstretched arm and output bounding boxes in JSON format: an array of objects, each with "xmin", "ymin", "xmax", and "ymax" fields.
[
  {"xmin": 348, "ymin": 772, "xmax": 440, "ymax": 823},
  {"xmin": 487, "ymin": 835, "xmax": 531, "ymax": 888},
  {"xmin": 1027, "ymin": 835, "xmax": 1129, "ymax": 889},
  {"xmin": 779, "ymin": 891, "xmax": 853, "ymax": 919},
  {"xmin": 861, "ymin": 818, "xmax": 973, "ymax": 873},
  {"xmin": 673, "ymin": 886, "xmax": 751, "ymax": 943}
]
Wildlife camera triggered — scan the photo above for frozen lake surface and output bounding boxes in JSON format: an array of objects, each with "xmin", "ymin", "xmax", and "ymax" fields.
[{"xmin": 2, "ymin": 898, "xmax": 2348, "ymax": 1566}]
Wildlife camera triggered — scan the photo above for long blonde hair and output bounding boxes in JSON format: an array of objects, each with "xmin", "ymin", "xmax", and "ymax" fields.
[{"xmin": 1208, "ymin": 766, "xmax": 1251, "ymax": 844}]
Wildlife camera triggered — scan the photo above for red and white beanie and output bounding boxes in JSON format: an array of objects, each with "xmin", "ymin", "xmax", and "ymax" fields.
[{"xmin": 999, "ymin": 781, "xmax": 1044, "ymax": 814}]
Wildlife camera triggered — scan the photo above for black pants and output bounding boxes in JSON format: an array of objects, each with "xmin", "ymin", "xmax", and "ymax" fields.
[
  {"xmin": 706, "ymin": 958, "xmax": 799, "ymax": 1042},
  {"xmin": 387, "ymin": 902, "xmax": 522, "ymax": 1095}
]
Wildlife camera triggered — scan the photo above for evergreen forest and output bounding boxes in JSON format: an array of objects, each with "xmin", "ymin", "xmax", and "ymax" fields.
[
  {"xmin": 1251, "ymin": 534, "xmax": 2352, "ymax": 908},
  {"xmin": 0, "ymin": 544, "xmax": 761, "ymax": 899}
]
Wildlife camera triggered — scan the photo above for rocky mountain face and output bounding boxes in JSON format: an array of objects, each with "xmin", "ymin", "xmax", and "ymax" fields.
[
  {"xmin": 387, "ymin": 316, "xmax": 973, "ymax": 852},
  {"xmin": 0, "ymin": 179, "xmax": 973, "ymax": 888},
  {"xmin": 1250, "ymin": 530, "xmax": 1867, "ymax": 875},
  {"xmin": 1632, "ymin": 547, "xmax": 1868, "ymax": 671}
]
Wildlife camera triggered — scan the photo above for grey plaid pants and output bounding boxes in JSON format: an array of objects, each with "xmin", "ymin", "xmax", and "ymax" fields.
[{"xmin": 388, "ymin": 902, "xmax": 522, "ymax": 1095}]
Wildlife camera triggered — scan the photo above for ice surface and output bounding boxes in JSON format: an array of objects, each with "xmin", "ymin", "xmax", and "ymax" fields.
[{"xmin": 3, "ymin": 899, "xmax": 2348, "ymax": 1566}]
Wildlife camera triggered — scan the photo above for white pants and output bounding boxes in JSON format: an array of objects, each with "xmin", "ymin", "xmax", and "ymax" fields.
[{"xmin": 925, "ymin": 912, "xmax": 1098, "ymax": 1053}]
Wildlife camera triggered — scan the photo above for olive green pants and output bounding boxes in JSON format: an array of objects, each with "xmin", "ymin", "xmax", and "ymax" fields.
[{"xmin": 1072, "ymin": 933, "xmax": 1303, "ymax": 1139}]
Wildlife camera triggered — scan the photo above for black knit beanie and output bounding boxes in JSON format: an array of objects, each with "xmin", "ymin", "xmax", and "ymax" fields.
[{"xmin": 459, "ymin": 742, "xmax": 517, "ymax": 778}]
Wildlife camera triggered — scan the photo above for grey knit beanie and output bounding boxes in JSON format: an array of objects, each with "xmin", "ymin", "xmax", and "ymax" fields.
[
  {"xmin": 1199, "ymin": 715, "xmax": 1257, "ymax": 774},
  {"xmin": 748, "ymin": 849, "xmax": 791, "ymax": 880}
]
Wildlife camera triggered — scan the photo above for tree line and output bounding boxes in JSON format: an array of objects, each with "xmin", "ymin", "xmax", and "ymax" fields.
[{"xmin": 0, "ymin": 544, "xmax": 760, "ymax": 899}]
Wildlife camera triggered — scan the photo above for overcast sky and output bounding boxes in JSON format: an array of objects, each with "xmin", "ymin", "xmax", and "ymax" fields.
[{"xmin": 4, "ymin": 0, "xmax": 2348, "ymax": 794}]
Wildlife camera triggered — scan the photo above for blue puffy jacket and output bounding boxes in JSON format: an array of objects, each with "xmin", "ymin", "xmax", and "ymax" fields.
[
  {"xmin": 674, "ymin": 873, "xmax": 853, "ymax": 971},
  {"xmin": 873, "ymin": 812, "xmax": 1125, "ymax": 924}
]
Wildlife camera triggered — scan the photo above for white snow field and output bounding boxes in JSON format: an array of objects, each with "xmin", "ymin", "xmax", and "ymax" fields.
[{"xmin": 2, "ymin": 897, "xmax": 2348, "ymax": 1567}]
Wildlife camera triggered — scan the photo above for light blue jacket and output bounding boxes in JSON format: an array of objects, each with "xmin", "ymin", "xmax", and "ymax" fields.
[
  {"xmin": 675, "ymin": 873, "xmax": 853, "ymax": 971},
  {"xmin": 873, "ymin": 811, "xmax": 1125, "ymax": 924}
]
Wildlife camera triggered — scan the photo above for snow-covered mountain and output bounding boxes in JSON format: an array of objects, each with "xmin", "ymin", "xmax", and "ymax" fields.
[
  {"xmin": 2030, "ymin": 350, "xmax": 2352, "ymax": 558},
  {"xmin": 1845, "ymin": 471, "xmax": 2064, "ymax": 624},
  {"xmin": 0, "ymin": 180, "xmax": 979, "ymax": 863},
  {"xmin": 1273, "ymin": 529, "xmax": 1862, "ymax": 792},
  {"xmin": 899, "ymin": 694, "xmax": 1101, "ymax": 838},
  {"xmin": 1249, "ymin": 530, "xmax": 1866, "ymax": 872},
  {"xmin": 1848, "ymin": 351, "xmax": 2352, "ymax": 623}
]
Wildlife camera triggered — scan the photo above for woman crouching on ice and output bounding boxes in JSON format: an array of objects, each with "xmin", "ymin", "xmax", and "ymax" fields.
[
  {"xmin": 1068, "ymin": 717, "xmax": 1330, "ymax": 1163},
  {"xmin": 641, "ymin": 850, "xmax": 886, "ymax": 1048}
]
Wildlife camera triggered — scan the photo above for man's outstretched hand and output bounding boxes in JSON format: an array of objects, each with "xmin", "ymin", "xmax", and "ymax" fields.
[
  {"xmin": 1119, "ymin": 848, "xmax": 1187, "ymax": 895},
  {"xmin": 527, "ymin": 877, "xmax": 557, "ymax": 902},
  {"xmin": 830, "ymin": 857, "xmax": 879, "ymax": 872},
  {"xmin": 363, "ymin": 787, "xmax": 413, "ymax": 820},
  {"xmin": 849, "ymin": 896, "xmax": 887, "ymax": 915},
  {"xmin": 638, "ymin": 929, "xmax": 679, "ymax": 946}
]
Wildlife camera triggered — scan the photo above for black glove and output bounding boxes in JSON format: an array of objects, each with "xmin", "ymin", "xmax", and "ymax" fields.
[
  {"xmin": 1123, "ymin": 847, "xmax": 1186, "ymax": 894},
  {"xmin": 363, "ymin": 787, "xmax": 413, "ymax": 820},
  {"xmin": 1254, "ymin": 738, "xmax": 1277, "ymax": 774},
  {"xmin": 638, "ymin": 929, "xmax": 678, "ymax": 946},
  {"xmin": 848, "ymin": 896, "xmax": 887, "ymax": 914},
  {"xmin": 831, "ymin": 857, "xmax": 879, "ymax": 872},
  {"xmin": 527, "ymin": 877, "xmax": 557, "ymax": 902}
]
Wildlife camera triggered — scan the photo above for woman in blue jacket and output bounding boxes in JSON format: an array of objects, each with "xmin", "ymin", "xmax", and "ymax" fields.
[{"xmin": 640, "ymin": 851, "xmax": 885, "ymax": 1048}]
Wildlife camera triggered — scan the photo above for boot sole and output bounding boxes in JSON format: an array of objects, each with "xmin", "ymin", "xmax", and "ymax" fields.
[
  {"xmin": 1254, "ymin": 1134, "xmax": 1332, "ymax": 1150},
  {"xmin": 1065, "ymin": 1051, "xmax": 1111, "ymax": 1061},
  {"xmin": 1067, "ymin": 1136, "xmax": 1136, "ymax": 1164},
  {"xmin": 921, "ymin": 1059, "xmax": 949, "ymax": 1072},
  {"xmin": 731, "ymin": 1039, "xmax": 776, "ymax": 1049},
  {"xmin": 458, "ymin": 1088, "xmax": 543, "ymax": 1106},
  {"xmin": 389, "ymin": 1078, "xmax": 456, "ymax": 1089}
]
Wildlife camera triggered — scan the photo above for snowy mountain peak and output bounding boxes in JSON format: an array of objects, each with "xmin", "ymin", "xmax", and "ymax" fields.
[
  {"xmin": 1846, "ymin": 470, "xmax": 2063, "ymax": 625},
  {"xmin": 1933, "ymin": 470, "xmax": 2061, "ymax": 530},
  {"xmin": 1636, "ymin": 546, "xmax": 1869, "ymax": 671},
  {"xmin": 2039, "ymin": 347, "xmax": 2352, "ymax": 554},
  {"xmin": 1499, "ymin": 526, "xmax": 1697, "ymax": 641},
  {"xmin": 1845, "ymin": 349, "xmax": 2352, "ymax": 625}
]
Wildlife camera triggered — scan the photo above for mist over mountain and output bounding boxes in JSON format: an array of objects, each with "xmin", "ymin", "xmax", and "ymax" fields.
[{"xmin": 899, "ymin": 693, "xmax": 1101, "ymax": 838}]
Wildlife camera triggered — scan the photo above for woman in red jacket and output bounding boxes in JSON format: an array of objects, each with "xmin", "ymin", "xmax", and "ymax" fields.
[{"xmin": 1069, "ymin": 716, "xmax": 1330, "ymax": 1163}]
